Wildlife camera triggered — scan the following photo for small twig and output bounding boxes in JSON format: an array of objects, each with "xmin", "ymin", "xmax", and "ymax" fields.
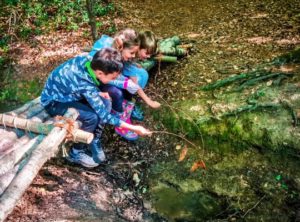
[
  {"xmin": 152, "ymin": 91, "xmax": 205, "ymax": 151},
  {"xmin": 242, "ymin": 195, "xmax": 266, "ymax": 218},
  {"xmin": 151, "ymin": 130, "xmax": 199, "ymax": 150},
  {"xmin": 84, "ymin": 170, "xmax": 103, "ymax": 176},
  {"xmin": 154, "ymin": 92, "xmax": 185, "ymax": 133},
  {"xmin": 107, "ymin": 160, "xmax": 145, "ymax": 168},
  {"xmin": 155, "ymin": 59, "xmax": 161, "ymax": 86}
]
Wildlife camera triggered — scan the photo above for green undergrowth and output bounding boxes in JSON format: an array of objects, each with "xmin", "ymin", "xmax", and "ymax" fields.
[
  {"xmin": 153, "ymin": 78, "xmax": 300, "ymax": 152},
  {"xmin": 1, "ymin": 0, "xmax": 116, "ymax": 40},
  {"xmin": 0, "ymin": 77, "xmax": 42, "ymax": 112}
]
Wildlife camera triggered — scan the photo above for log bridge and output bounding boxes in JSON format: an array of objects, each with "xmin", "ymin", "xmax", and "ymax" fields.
[{"xmin": 0, "ymin": 97, "xmax": 94, "ymax": 221}]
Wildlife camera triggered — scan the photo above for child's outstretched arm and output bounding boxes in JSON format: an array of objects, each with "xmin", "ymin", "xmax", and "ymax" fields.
[
  {"xmin": 109, "ymin": 76, "xmax": 160, "ymax": 109},
  {"xmin": 120, "ymin": 121, "xmax": 152, "ymax": 136},
  {"xmin": 137, "ymin": 88, "xmax": 161, "ymax": 109}
]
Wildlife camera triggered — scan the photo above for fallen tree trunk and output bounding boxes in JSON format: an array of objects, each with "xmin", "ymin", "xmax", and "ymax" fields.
[
  {"xmin": 0, "ymin": 113, "xmax": 93, "ymax": 144},
  {"xmin": 154, "ymin": 55, "xmax": 177, "ymax": 62},
  {"xmin": 19, "ymin": 103, "xmax": 45, "ymax": 119},
  {"xmin": 0, "ymin": 135, "xmax": 29, "ymax": 160},
  {"xmin": 0, "ymin": 136, "xmax": 42, "ymax": 176},
  {"xmin": 0, "ymin": 108, "xmax": 79, "ymax": 221},
  {"xmin": 0, "ymin": 131, "xmax": 17, "ymax": 154},
  {"xmin": 0, "ymin": 166, "xmax": 18, "ymax": 196},
  {"xmin": 29, "ymin": 110, "xmax": 50, "ymax": 123}
]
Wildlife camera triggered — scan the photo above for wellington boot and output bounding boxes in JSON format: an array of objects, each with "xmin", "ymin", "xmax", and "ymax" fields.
[{"xmin": 113, "ymin": 100, "xmax": 138, "ymax": 141}]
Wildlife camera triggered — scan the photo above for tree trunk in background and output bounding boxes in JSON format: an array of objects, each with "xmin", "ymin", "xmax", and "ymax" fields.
[{"xmin": 86, "ymin": 0, "xmax": 98, "ymax": 41}]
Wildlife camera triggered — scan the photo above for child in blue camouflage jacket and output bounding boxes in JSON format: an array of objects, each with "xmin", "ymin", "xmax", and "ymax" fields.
[{"xmin": 41, "ymin": 48, "xmax": 151, "ymax": 168}]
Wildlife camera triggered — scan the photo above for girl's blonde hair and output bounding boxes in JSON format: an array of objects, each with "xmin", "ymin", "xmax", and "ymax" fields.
[
  {"xmin": 114, "ymin": 28, "xmax": 140, "ymax": 50},
  {"xmin": 138, "ymin": 31, "xmax": 157, "ymax": 55}
]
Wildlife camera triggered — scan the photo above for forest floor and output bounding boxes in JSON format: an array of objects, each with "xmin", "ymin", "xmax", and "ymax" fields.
[
  {"xmin": 4, "ymin": 0, "xmax": 300, "ymax": 221},
  {"xmin": 6, "ymin": 119, "xmax": 172, "ymax": 222}
]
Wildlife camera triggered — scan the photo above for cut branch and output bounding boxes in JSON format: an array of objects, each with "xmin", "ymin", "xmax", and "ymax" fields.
[
  {"xmin": 0, "ymin": 108, "xmax": 79, "ymax": 222},
  {"xmin": 0, "ymin": 114, "xmax": 93, "ymax": 144}
]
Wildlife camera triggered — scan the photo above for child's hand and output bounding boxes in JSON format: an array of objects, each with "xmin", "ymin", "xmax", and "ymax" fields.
[
  {"xmin": 133, "ymin": 125, "xmax": 152, "ymax": 136},
  {"xmin": 149, "ymin": 100, "xmax": 161, "ymax": 109},
  {"xmin": 99, "ymin": 92, "xmax": 111, "ymax": 100}
]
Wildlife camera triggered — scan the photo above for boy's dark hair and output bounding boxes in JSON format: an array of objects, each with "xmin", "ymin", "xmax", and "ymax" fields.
[
  {"xmin": 138, "ymin": 31, "xmax": 157, "ymax": 55},
  {"xmin": 91, "ymin": 47, "xmax": 123, "ymax": 74}
]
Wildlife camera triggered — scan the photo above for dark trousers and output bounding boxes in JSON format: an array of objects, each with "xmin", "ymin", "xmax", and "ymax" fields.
[
  {"xmin": 45, "ymin": 101, "xmax": 101, "ymax": 150},
  {"xmin": 99, "ymin": 84, "xmax": 132, "ymax": 113}
]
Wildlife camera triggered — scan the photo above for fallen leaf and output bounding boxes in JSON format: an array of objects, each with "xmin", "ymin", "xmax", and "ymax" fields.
[
  {"xmin": 266, "ymin": 80, "xmax": 273, "ymax": 86},
  {"xmin": 175, "ymin": 145, "xmax": 181, "ymax": 150},
  {"xmin": 190, "ymin": 160, "xmax": 206, "ymax": 172},
  {"xmin": 187, "ymin": 33, "xmax": 202, "ymax": 38},
  {"xmin": 279, "ymin": 65, "xmax": 294, "ymax": 73},
  {"xmin": 133, "ymin": 173, "xmax": 140, "ymax": 186},
  {"xmin": 178, "ymin": 146, "xmax": 188, "ymax": 162}
]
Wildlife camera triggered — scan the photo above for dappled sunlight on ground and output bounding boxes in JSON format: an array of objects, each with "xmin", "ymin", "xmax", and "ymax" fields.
[{"xmin": 9, "ymin": 30, "xmax": 92, "ymax": 81}]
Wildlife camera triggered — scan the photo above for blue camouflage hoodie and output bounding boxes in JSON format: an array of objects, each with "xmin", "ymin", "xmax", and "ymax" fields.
[{"xmin": 41, "ymin": 55, "xmax": 121, "ymax": 126}]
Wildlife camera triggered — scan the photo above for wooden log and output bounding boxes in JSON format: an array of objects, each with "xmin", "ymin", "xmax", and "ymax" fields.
[
  {"xmin": 30, "ymin": 110, "xmax": 50, "ymax": 123},
  {"xmin": 0, "ymin": 129, "xmax": 7, "ymax": 134},
  {"xmin": 0, "ymin": 139, "xmax": 17, "ymax": 157},
  {"xmin": 0, "ymin": 166, "xmax": 18, "ymax": 195},
  {"xmin": 0, "ymin": 130, "xmax": 17, "ymax": 143},
  {"xmin": 0, "ymin": 129, "xmax": 16, "ymax": 137},
  {"xmin": 20, "ymin": 103, "xmax": 45, "ymax": 119},
  {"xmin": 0, "ymin": 136, "xmax": 40, "ymax": 196},
  {"xmin": 0, "ymin": 126, "xmax": 26, "ymax": 140},
  {"xmin": 0, "ymin": 113, "xmax": 52, "ymax": 135},
  {"xmin": 178, "ymin": 43, "xmax": 193, "ymax": 49},
  {"xmin": 0, "ymin": 131, "xmax": 17, "ymax": 154},
  {"xmin": 0, "ymin": 136, "xmax": 42, "ymax": 176},
  {"xmin": 0, "ymin": 108, "xmax": 79, "ymax": 221},
  {"xmin": 0, "ymin": 114, "xmax": 93, "ymax": 144},
  {"xmin": 0, "ymin": 136, "xmax": 30, "ymax": 160},
  {"xmin": 6, "ymin": 97, "xmax": 41, "ymax": 116},
  {"xmin": 0, "ymin": 139, "xmax": 16, "ymax": 154},
  {"xmin": 154, "ymin": 55, "xmax": 177, "ymax": 62}
]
